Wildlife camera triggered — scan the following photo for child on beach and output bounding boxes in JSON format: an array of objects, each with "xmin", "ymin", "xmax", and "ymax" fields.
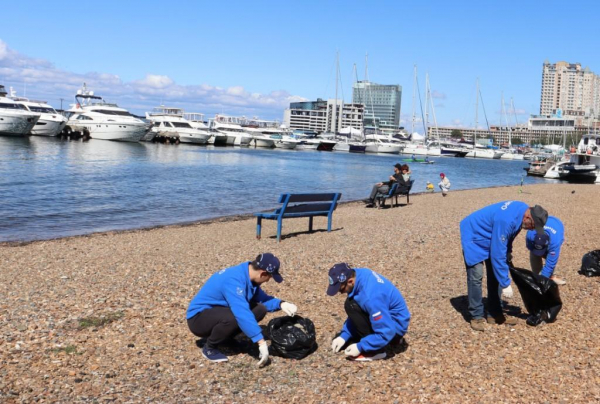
[
  {"xmin": 438, "ymin": 173, "xmax": 451, "ymax": 196},
  {"xmin": 426, "ymin": 182, "xmax": 434, "ymax": 192}
]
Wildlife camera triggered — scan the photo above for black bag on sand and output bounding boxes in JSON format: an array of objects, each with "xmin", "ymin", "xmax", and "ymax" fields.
[
  {"xmin": 580, "ymin": 250, "xmax": 600, "ymax": 277},
  {"xmin": 266, "ymin": 316, "xmax": 317, "ymax": 360},
  {"xmin": 509, "ymin": 267, "xmax": 562, "ymax": 326}
]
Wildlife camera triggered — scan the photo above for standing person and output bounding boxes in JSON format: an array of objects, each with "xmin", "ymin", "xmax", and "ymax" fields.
[
  {"xmin": 364, "ymin": 163, "xmax": 403, "ymax": 207},
  {"xmin": 438, "ymin": 173, "xmax": 451, "ymax": 196},
  {"xmin": 327, "ymin": 263, "xmax": 411, "ymax": 361},
  {"xmin": 526, "ymin": 215, "xmax": 566, "ymax": 285},
  {"xmin": 460, "ymin": 202, "xmax": 548, "ymax": 331},
  {"xmin": 186, "ymin": 253, "xmax": 298, "ymax": 365}
]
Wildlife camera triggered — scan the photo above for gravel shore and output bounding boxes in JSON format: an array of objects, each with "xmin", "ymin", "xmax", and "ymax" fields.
[{"xmin": 1, "ymin": 183, "xmax": 599, "ymax": 403}]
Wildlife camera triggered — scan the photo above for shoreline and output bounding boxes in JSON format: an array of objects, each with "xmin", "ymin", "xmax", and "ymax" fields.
[{"xmin": 0, "ymin": 182, "xmax": 543, "ymax": 247}]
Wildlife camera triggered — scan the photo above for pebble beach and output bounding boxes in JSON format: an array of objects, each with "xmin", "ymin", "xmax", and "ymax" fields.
[{"xmin": 1, "ymin": 183, "xmax": 600, "ymax": 403}]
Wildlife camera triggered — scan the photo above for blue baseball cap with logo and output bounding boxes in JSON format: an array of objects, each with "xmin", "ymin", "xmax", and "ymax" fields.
[
  {"xmin": 254, "ymin": 253, "xmax": 283, "ymax": 283},
  {"xmin": 327, "ymin": 263, "xmax": 353, "ymax": 296},
  {"xmin": 532, "ymin": 233, "xmax": 550, "ymax": 257}
]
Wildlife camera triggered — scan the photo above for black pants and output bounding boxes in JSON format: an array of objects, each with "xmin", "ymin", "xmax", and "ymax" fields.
[
  {"xmin": 344, "ymin": 298, "xmax": 403, "ymax": 352},
  {"xmin": 187, "ymin": 302, "xmax": 267, "ymax": 348}
]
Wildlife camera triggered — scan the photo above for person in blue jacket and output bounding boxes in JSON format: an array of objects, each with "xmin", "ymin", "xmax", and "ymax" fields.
[
  {"xmin": 526, "ymin": 215, "xmax": 566, "ymax": 285},
  {"xmin": 186, "ymin": 253, "xmax": 298, "ymax": 365},
  {"xmin": 327, "ymin": 263, "xmax": 410, "ymax": 361},
  {"xmin": 460, "ymin": 202, "xmax": 548, "ymax": 331}
]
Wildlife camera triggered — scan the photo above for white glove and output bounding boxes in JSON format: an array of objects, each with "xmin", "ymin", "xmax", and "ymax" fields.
[
  {"xmin": 344, "ymin": 343, "xmax": 360, "ymax": 357},
  {"xmin": 501, "ymin": 285, "xmax": 514, "ymax": 299},
  {"xmin": 331, "ymin": 336, "xmax": 346, "ymax": 353},
  {"xmin": 257, "ymin": 341, "xmax": 270, "ymax": 368},
  {"xmin": 280, "ymin": 302, "xmax": 297, "ymax": 316}
]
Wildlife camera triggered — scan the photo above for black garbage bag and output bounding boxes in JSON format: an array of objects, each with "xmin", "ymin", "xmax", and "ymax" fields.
[
  {"xmin": 509, "ymin": 267, "xmax": 562, "ymax": 326},
  {"xmin": 580, "ymin": 250, "xmax": 600, "ymax": 277},
  {"xmin": 266, "ymin": 316, "xmax": 317, "ymax": 360}
]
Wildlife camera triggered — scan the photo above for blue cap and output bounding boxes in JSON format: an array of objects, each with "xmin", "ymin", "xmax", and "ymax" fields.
[
  {"xmin": 327, "ymin": 263, "xmax": 353, "ymax": 296},
  {"xmin": 532, "ymin": 233, "xmax": 550, "ymax": 257},
  {"xmin": 255, "ymin": 253, "xmax": 283, "ymax": 283}
]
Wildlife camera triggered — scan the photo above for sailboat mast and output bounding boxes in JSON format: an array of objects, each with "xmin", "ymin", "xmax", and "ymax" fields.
[
  {"xmin": 424, "ymin": 73, "xmax": 429, "ymax": 140},
  {"xmin": 411, "ymin": 65, "xmax": 417, "ymax": 135},
  {"xmin": 475, "ymin": 79, "xmax": 479, "ymax": 157},
  {"xmin": 332, "ymin": 51, "xmax": 338, "ymax": 134}
]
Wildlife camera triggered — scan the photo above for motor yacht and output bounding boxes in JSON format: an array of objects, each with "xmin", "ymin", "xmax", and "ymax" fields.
[
  {"xmin": 65, "ymin": 84, "xmax": 149, "ymax": 142},
  {"xmin": 210, "ymin": 115, "xmax": 253, "ymax": 146},
  {"xmin": 439, "ymin": 141, "xmax": 469, "ymax": 157},
  {"xmin": 465, "ymin": 146, "xmax": 504, "ymax": 159},
  {"xmin": 559, "ymin": 134, "xmax": 600, "ymax": 183},
  {"xmin": 146, "ymin": 107, "xmax": 211, "ymax": 144},
  {"xmin": 291, "ymin": 130, "xmax": 321, "ymax": 150},
  {"xmin": 364, "ymin": 135, "xmax": 401, "ymax": 154},
  {"xmin": 500, "ymin": 149, "xmax": 525, "ymax": 160},
  {"xmin": 183, "ymin": 113, "xmax": 225, "ymax": 145},
  {"xmin": 8, "ymin": 88, "xmax": 67, "ymax": 136},
  {"xmin": 0, "ymin": 85, "xmax": 40, "ymax": 136}
]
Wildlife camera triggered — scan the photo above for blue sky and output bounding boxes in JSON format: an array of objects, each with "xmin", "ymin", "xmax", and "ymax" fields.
[{"xmin": 1, "ymin": 0, "xmax": 599, "ymax": 128}]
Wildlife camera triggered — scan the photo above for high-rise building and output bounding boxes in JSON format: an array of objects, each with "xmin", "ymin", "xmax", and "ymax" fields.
[
  {"xmin": 540, "ymin": 61, "xmax": 600, "ymax": 125},
  {"xmin": 352, "ymin": 81, "xmax": 401, "ymax": 132},
  {"xmin": 283, "ymin": 99, "xmax": 364, "ymax": 133}
]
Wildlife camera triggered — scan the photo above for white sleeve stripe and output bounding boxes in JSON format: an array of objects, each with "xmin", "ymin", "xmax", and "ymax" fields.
[{"xmin": 372, "ymin": 311, "xmax": 381, "ymax": 317}]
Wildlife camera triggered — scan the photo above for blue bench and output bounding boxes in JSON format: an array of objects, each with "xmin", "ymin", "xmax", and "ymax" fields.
[
  {"xmin": 376, "ymin": 179, "xmax": 415, "ymax": 208},
  {"xmin": 255, "ymin": 193, "xmax": 342, "ymax": 242}
]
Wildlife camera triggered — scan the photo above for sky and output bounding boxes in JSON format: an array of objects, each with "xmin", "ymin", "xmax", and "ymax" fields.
[{"xmin": 1, "ymin": 0, "xmax": 599, "ymax": 129}]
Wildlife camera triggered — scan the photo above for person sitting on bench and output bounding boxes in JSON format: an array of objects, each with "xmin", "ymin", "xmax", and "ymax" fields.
[{"xmin": 364, "ymin": 163, "xmax": 405, "ymax": 208}]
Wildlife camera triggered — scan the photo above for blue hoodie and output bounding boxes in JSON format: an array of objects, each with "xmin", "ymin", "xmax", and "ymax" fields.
[
  {"xmin": 526, "ymin": 216, "xmax": 565, "ymax": 278},
  {"xmin": 460, "ymin": 201, "xmax": 529, "ymax": 288},
  {"xmin": 186, "ymin": 262, "xmax": 282, "ymax": 343},
  {"xmin": 340, "ymin": 268, "xmax": 411, "ymax": 352}
]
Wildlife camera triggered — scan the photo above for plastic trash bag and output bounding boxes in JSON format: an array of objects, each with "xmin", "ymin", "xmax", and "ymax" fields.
[
  {"xmin": 266, "ymin": 316, "xmax": 317, "ymax": 360},
  {"xmin": 509, "ymin": 267, "xmax": 562, "ymax": 326},
  {"xmin": 580, "ymin": 250, "xmax": 600, "ymax": 277}
]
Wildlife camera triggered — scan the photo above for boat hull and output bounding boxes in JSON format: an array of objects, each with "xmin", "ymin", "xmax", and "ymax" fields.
[
  {"xmin": 68, "ymin": 123, "xmax": 147, "ymax": 142},
  {"xmin": 30, "ymin": 116, "xmax": 68, "ymax": 136},
  {"xmin": 0, "ymin": 112, "xmax": 39, "ymax": 136}
]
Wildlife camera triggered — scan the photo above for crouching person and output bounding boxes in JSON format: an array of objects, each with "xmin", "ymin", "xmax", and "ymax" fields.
[
  {"xmin": 186, "ymin": 253, "xmax": 297, "ymax": 366},
  {"xmin": 327, "ymin": 263, "xmax": 410, "ymax": 361}
]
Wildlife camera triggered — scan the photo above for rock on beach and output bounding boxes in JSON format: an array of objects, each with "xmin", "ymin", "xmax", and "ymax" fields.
[{"xmin": 1, "ymin": 184, "xmax": 599, "ymax": 403}]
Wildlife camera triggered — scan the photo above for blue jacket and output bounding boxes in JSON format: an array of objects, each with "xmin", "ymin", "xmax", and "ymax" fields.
[
  {"xmin": 460, "ymin": 201, "xmax": 529, "ymax": 288},
  {"xmin": 186, "ymin": 262, "xmax": 282, "ymax": 343},
  {"xmin": 526, "ymin": 216, "xmax": 564, "ymax": 278},
  {"xmin": 340, "ymin": 269, "xmax": 411, "ymax": 352}
]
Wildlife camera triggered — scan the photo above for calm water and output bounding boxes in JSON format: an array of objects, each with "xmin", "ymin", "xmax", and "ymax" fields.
[{"xmin": 0, "ymin": 136, "xmax": 548, "ymax": 242}]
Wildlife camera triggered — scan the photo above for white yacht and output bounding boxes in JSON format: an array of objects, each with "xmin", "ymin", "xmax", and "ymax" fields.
[
  {"xmin": 0, "ymin": 85, "xmax": 40, "ymax": 136},
  {"xmin": 184, "ymin": 112, "xmax": 226, "ymax": 145},
  {"xmin": 465, "ymin": 146, "xmax": 504, "ymax": 159},
  {"xmin": 8, "ymin": 88, "xmax": 67, "ymax": 136},
  {"xmin": 65, "ymin": 84, "xmax": 149, "ymax": 142},
  {"xmin": 553, "ymin": 134, "xmax": 600, "ymax": 183},
  {"xmin": 146, "ymin": 107, "xmax": 211, "ymax": 144},
  {"xmin": 500, "ymin": 149, "xmax": 525, "ymax": 160},
  {"xmin": 291, "ymin": 130, "xmax": 321, "ymax": 150},
  {"xmin": 210, "ymin": 115, "xmax": 253, "ymax": 146},
  {"xmin": 364, "ymin": 135, "xmax": 402, "ymax": 154},
  {"xmin": 255, "ymin": 124, "xmax": 299, "ymax": 149}
]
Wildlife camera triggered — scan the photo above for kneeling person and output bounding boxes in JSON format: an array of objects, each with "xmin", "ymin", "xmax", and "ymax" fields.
[
  {"xmin": 327, "ymin": 263, "xmax": 411, "ymax": 361},
  {"xmin": 186, "ymin": 253, "xmax": 297, "ymax": 365}
]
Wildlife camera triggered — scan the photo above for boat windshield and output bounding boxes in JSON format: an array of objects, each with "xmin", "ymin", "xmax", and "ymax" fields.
[
  {"xmin": 95, "ymin": 109, "xmax": 133, "ymax": 117},
  {"xmin": 28, "ymin": 106, "xmax": 57, "ymax": 114},
  {"xmin": 0, "ymin": 102, "xmax": 28, "ymax": 110},
  {"xmin": 171, "ymin": 122, "xmax": 192, "ymax": 129}
]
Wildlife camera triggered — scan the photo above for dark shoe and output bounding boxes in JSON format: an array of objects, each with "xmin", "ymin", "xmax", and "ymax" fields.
[
  {"xmin": 363, "ymin": 199, "xmax": 374, "ymax": 204},
  {"xmin": 487, "ymin": 314, "xmax": 518, "ymax": 326},
  {"xmin": 470, "ymin": 318, "xmax": 486, "ymax": 331},
  {"xmin": 348, "ymin": 351, "xmax": 386, "ymax": 361},
  {"xmin": 202, "ymin": 345, "xmax": 228, "ymax": 363},
  {"xmin": 365, "ymin": 203, "xmax": 375, "ymax": 208}
]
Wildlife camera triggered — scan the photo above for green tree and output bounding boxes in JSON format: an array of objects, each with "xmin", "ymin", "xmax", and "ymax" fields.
[
  {"xmin": 512, "ymin": 137, "xmax": 523, "ymax": 145},
  {"xmin": 450, "ymin": 129, "xmax": 462, "ymax": 138}
]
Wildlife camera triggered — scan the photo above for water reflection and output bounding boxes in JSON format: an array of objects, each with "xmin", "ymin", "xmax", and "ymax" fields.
[{"xmin": 0, "ymin": 136, "xmax": 549, "ymax": 242}]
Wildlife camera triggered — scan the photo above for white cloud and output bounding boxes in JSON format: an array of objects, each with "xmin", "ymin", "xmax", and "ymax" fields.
[{"xmin": 0, "ymin": 39, "xmax": 306, "ymax": 119}]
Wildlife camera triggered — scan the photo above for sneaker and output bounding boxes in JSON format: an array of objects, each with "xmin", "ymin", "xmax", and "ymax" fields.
[
  {"xmin": 470, "ymin": 318, "xmax": 486, "ymax": 331},
  {"xmin": 349, "ymin": 351, "xmax": 387, "ymax": 361},
  {"xmin": 487, "ymin": 314, "xmax": 518, "ymax": 326},
  {"xmin": 550, "ymin": 276, "xmax": 566, "ymax": 285},
  {"xmin": 202, "ymin": 345, "xmax": 228, "ymax": 363}
]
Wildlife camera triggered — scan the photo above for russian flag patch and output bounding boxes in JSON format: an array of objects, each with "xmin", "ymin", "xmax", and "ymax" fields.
[{"xmin": 372, "ymin": 311, "xmax": 383, "ymax": 321}]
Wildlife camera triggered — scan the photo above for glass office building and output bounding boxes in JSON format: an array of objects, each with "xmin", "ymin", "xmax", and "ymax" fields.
[{"xmin": 352, "ymin": 81, "xmax": 402, "ymax": 132}]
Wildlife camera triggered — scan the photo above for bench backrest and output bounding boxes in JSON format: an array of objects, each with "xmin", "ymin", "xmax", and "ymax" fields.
[
  {"xmin": 395, "ymin": 179, "xmax": 414, "ymax": 195},
  {"xmin": 277, "ymin": 193, "xmax": 342, "ymax": 216}
]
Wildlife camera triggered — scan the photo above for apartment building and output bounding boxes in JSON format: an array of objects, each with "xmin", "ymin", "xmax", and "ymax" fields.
[{"xmin": 283, "ymin": 99, "xmax": 364, "ymax": 133}]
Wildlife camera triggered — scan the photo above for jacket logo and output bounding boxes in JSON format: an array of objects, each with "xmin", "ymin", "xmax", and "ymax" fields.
[
  {"xmin": 372, "ymin": 311, "xmax": 383, "ymax": 321},
  {"xmin": 236, "ymin": 287, "xmax": 244, "ymax": 296},
  {"xmin": 501, "ymin": 201, "xmax": 513, "ymax": 210}
]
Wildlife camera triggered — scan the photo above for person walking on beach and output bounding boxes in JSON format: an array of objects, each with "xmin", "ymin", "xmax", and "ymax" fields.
[
  {"xmin": 327, "ymin": 263, "xmax": 410, "ymax": 361},
  {"xmin": 526, "ymin": 215, "xmax": 566, "ymax": 285},
  {"xmin": 186, "ymin": 253, "xmax": 298, "ymax": 365},
  {"xmin": 460, "ymin": 202, "xmax": 548, "ymax": 331},
  {"xmin": 364, "ymin": 163, "xmax": 403, "ymax": 207},
  {"xmin": 438, "ymin": 173, "xmax": 451, "ymax": 196}
]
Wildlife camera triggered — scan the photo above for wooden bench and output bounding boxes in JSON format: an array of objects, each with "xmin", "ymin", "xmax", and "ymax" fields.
[
  {"xmin": 255, "ymin": 193, "xmax": 342, "ymax": 242},
  {"xmin": 376, "ymin": 179, "xmax": 414, "ymax": 208}
]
